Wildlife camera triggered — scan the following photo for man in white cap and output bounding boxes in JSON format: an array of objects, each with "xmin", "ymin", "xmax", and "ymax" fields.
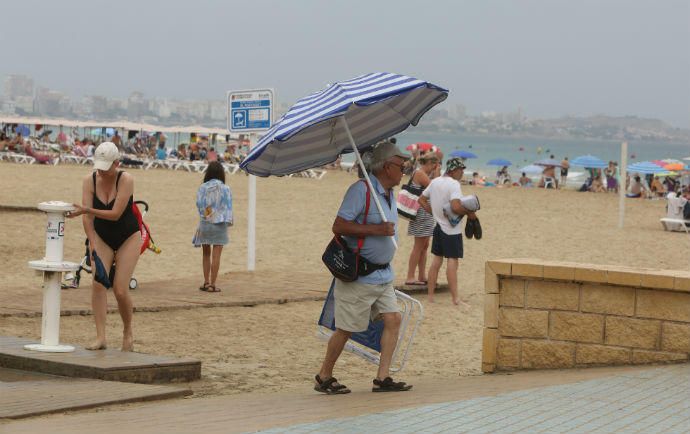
[{"xmin": 315, "ymin": 140, "xmax": 413, "ymax": 394}]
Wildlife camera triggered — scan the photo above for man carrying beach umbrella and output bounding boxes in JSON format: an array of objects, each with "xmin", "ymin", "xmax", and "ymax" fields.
[{"xmin": 241, "ymin": 72, "xmax": 448, "ymax": 394}]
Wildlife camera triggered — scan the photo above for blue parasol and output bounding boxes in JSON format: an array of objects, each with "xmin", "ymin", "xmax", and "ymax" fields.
[
  {"xmin": 487, "ymin": 158, "xmax": 512, "ymax": 167},
  {"xmin": 571, "ymin": 155, "xmax": 607, "ymax": 169},
  {"xmin": 449, "ymin": 150, "xmax": 477, "ymax": 159}
]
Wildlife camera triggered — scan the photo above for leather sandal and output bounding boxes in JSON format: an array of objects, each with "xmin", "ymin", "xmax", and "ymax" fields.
[
  {"xmin": 314, "ymin": 375, "xmax": 351, "ymax": 395},
  {"xmin": 372, "ymin": 377, "xmax": 413, "ymax": 392}
]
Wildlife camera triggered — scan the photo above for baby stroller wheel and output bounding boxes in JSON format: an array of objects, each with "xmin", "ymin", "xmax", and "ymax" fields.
[{"xmin": 129, "ymin": 278, "xmax": 138, "ymax": 290}]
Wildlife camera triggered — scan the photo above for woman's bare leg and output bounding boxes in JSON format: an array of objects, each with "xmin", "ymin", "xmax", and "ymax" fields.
[
  {"xmin": 417, "ymin": 237, "xmax": 430, "ymax": 281},
  {"xmin": 87, "ymin": 235, "xmax": 114, "ymax": 350},
  {"xmin": 210, "ymin": 245, "xmax": 223, "ymax": 287},
  {"xmin": 406, "ymin": 237, "xmax": 425, "ymax": 282},
  {"xmin": 112, "ymin": 232, "xmax": 140, "ymax": 351},
  {"xmin": 202, "ymin": 244, "xmax": 211, "ymax": 285}
]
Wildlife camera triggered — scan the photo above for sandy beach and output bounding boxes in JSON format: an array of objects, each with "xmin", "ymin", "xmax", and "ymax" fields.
[{"xmin": 1, "ymin": 162, "xmax": 687, "ymax": 397}]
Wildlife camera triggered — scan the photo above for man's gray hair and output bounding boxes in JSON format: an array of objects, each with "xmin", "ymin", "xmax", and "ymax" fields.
[
  {"xmin": 367, "ymin": 140, "xmax": 400, "ymax": 173},
  {"xmin": 369, "ymin": 153, "xmax": 388, "ymax": 173}
]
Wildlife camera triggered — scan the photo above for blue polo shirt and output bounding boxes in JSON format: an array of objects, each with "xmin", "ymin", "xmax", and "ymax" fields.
[{"xmin": 337, "ymin": 175, "xmax": 398, "ymax": 284}]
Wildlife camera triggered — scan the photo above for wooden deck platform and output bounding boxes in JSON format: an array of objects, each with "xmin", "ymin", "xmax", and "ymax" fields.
[
  {"xmin": 0, "ymin": 270, "xmax": 444, "ymax": 318},
  {"xmin": 0, "ymin": 336, "xmax": 200, "ymax": 384},
  {"xmin": 0, "ymin": 368, "xmax": 190, "ymax": 419}
]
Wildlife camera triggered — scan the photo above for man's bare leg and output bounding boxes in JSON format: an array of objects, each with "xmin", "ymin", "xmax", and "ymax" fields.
[
  {"xmin": 446, "ymin": 258, "xmax": 466, "ymax": 306},
  {"xmin": 318, "ymin": 328, "xmax": 352, "ymax": 380},
  {"xmin": 427, "ymin": 254, "xmax": 443, "ymax": 303},
  {"xmin": 377, "ymin": 312, "xmax": 401, "ymax": 380}
]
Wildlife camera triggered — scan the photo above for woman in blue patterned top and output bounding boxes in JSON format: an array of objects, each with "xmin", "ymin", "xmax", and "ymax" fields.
[{"xmin": 194, "ymin": 161, "xmax": 233, "ymax": 292}]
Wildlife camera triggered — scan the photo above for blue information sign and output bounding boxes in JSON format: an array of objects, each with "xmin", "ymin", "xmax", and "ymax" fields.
[{"xmin": 227, "ymin": 89, "xmax": 274, "ymax": 132}]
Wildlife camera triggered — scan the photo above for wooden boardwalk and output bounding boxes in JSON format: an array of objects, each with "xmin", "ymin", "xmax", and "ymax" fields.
[
  {"xmin": 0, "ymin": 368, "xmax": 191, "ymax": 420},
  {"xmin": 0, "ymin": 271, "xmax": 331, "ymax": 318},
  {"xmin": 0, "ymin": 270, "xmax": 444, "ymax": 318}
]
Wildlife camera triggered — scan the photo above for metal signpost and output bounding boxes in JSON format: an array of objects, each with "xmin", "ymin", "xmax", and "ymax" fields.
[{"xmin": 227, "ymin": 88, "xmax": 274, "ymax": 271}]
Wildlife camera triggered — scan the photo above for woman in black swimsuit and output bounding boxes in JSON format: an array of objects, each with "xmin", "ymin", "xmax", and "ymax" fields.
[{"xmin": 68, "ymin": 142, "xmax": 139, "ymax": 352}]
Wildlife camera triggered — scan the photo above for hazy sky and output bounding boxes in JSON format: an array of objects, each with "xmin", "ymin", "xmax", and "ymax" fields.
[{"xmin": 1, "ymin": 0, "xmax": 688, "ymax": 127}]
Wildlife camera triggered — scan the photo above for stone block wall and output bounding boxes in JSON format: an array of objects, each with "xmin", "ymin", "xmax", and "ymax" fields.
[{"xmin": 482, "ymin": 259, "xmax": 690, "ymax": 373}]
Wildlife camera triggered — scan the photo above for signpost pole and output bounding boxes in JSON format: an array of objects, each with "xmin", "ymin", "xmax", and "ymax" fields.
[
  {"xmin": 248, "ymin": 134, "xmax": 257, "ymax": 271},
  {"xmin": 227, "ymin": 88, "xmax": 273, "ymax": 272},
  {"xmin": 618, "ymin": 141, "xmax": 627, "ymax": 229}
]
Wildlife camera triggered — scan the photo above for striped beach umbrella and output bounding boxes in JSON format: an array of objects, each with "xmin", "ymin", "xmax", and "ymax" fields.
[
  {"xmin": 570, "ymin": 155, "xmax": 608, "ymax": 169},
  {"xmin": 241, "ymin": 72, "xmax": 448, "ymax": 177},
  {"xmin": 627, "ymin": 161, "xmax": 668, "ymax": 174},
  {"xmin": 240, "ymin": 72, "xmax": 448, "ymax": 246}
]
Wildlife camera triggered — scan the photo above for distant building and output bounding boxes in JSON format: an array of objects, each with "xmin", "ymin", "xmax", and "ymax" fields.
[
  {"xmin": 35, "ymin": 87, "xmax": 70, "ymax": 116},
  {"xmin": 4, "ymin": 74, "xmax": 34, "ymax": 100},
  {"xmin": 127, "ymin": 91, "xmax": 147, "ymax": 120}
]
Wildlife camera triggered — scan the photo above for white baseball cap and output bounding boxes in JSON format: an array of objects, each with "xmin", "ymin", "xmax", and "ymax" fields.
[{"xmin": 93, "ymin": 142, "xmax": 120, "ymax": 170}]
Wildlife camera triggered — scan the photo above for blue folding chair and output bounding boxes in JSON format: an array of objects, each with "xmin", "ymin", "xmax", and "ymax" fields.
[{"xmin": 317, "ymin": 278, "xmax": 424, "ymax": 372}]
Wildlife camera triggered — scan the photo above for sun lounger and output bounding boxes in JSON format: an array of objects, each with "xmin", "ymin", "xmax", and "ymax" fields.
[
  {"xmin": 222, "ymin": 163, "xmax": 240, "ymax": 174},
  {"xmin": 8, "ymin": 153, "xmax": 36, "ymax": 164},
  {"xmin": 317, "ymin": 279, "xmax": 423, "ymax": 373},
  {"xmin": 60, "ymin": 154, "xmax": 87, "ymax": 165},
  {"xmin": 660, "ymin": 217, "xmax": 690, "ymax": 234}
]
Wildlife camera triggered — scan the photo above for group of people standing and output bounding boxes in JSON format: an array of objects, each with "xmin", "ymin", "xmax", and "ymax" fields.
[
  {"xmin": 68, "ymin": 142, "xmax": 233, "ymax": 352},
  {"xmin": 404, "ymin": 151, "xmax": 476, "ymax": 305}
]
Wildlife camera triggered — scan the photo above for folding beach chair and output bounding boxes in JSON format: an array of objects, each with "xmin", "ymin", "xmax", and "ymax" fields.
[{"xmin": 317, "ymin": 278, "xmax": 423, "ymax": 372}]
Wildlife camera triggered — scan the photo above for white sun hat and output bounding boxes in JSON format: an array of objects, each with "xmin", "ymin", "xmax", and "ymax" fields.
[{"xmin": 93, "ymin": 142, "xmax": 120, "ymax": 171}]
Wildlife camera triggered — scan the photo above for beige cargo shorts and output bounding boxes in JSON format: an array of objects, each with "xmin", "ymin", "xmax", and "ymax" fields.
[{"xmin": 333, "ymin": 279, "xmax": 399, "ymax": 333}]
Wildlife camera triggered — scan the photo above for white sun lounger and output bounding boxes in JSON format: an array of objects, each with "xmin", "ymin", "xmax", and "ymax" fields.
[{"xmin": 660, "ymin": 218, "xmax": 690, "ymax": 234}]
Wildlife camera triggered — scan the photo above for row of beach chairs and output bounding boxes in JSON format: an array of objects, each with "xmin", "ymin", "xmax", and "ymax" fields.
[
  {"xmin": 0, "ymin": 151, "xmax": 37, "ymax": 165},
  {"xmin": 1, "ymin": 151, "xmax": 327, "ymax": 180}
]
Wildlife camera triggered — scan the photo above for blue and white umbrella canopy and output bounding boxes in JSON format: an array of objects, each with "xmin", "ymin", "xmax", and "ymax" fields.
[
  {"xmin": 240, "ymin": 72, "xmax": 448, "ymax": 176},
  {"xmin": 627, "ymin": 161, "xmax": 668, "ymax": 174},
  {"xmin": 521, "ymin": 164, "xmax": 544, "ymax": 174},
  {"xmin": 450, "ymin": 150, "xmax": 477, "ymax": 159},
  {"xmin": 571, "ymin": 155, "xmax": 607, "ymax": 169},
  {"xmin": 534, "ymin": 158, "xmax": 563, "ymax": 167},
  {"xmin": 487, "ymin": 158, "xmax": 512, "ymax": 167}
]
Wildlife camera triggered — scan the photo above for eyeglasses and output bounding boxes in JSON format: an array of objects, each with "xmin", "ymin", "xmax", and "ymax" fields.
[{"xmin": 386, "ymin": 161, "xmax": 404, "ymax": 171}]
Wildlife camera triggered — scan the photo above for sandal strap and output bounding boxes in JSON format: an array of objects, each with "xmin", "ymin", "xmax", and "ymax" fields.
[
  {"xmin": 374, "ymin": 377, "xmax": 407, "ymax": 389},
  {"xmin": 317, "ymin": 375, "xmax": 346, "ymax": 391}
]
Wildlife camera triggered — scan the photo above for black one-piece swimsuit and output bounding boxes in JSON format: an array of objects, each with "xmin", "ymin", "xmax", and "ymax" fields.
[{"xmin": 93, "ymin": 172, "xmax": 139, "ymax": 251}]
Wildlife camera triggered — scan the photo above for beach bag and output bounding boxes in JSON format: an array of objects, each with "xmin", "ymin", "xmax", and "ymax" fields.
[
  {"xmin": 192, "ymin": 224, "xmax": 201, "ymax": 247},
  {"xmin": 397, "ymin": 172, "xmax": 424, "ymax": 221},
  {"xmin": 322, "ymin": 181, "xmax": 372, "ymax": 282}
]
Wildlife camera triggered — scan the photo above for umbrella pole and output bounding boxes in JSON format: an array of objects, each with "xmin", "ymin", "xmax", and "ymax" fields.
[{"xmin": 341, "ymin": 117, "xmax": 398, "ymax": 249}]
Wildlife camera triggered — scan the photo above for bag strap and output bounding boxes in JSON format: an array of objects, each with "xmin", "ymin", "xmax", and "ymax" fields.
[
  {"xmin": 356, "ymin": 180, "xmax": 371, "ymax": 253},
  {"xmin": 406, "ymin": 169, "xmax": 417, "ymax": 187}
]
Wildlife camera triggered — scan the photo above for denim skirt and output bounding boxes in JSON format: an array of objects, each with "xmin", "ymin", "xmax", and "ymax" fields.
[{"xmin": 194, "ymin": 221, "xmax": 229, "ymax": 246}]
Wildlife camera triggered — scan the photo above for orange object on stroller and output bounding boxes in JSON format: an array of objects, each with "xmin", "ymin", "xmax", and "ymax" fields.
[{"xmin": 62, "ymin": 200, "xmax": 161, "ymax": 289}]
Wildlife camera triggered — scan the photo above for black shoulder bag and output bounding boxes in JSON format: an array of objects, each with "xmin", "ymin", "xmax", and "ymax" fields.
[{"xmin": 322, "ymin": 180, "xmax": 379, "ymax": 282}]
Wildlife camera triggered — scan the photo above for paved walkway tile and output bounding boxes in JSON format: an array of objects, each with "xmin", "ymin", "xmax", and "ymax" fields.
[{"xmin": 258, "ymin": 364, "xmax": 690, "ymax": 434}]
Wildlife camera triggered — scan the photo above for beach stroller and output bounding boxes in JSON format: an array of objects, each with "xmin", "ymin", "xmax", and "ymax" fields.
[
  {"xmin": 317, "ymin": 279, "xmax": 423, "ymax": 372},
  {"xmin": 62, "ymin": 200, "xmax": 161, "ymax": 290}
]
